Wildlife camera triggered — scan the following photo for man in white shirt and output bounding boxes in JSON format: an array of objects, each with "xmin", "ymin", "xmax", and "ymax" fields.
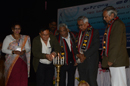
[
  {"xmin": 57, "ymin": 23, "xmax": 78, "ymax": 86},
  {"xmin": 32, "ymin": 27, "xmax": 61, "ymax": 86}
]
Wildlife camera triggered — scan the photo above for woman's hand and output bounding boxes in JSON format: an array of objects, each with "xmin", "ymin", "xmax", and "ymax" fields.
[
  {"xmin": 20, "ymin": 50, "xmax": 26, "ymax": 55},
  {"xmin": 13, "ymin": 50, "xmax": 26, "ymax": 55},
  {"xmin": 13, "ymin": 50, "xmax": 21, "ymax": 55}
]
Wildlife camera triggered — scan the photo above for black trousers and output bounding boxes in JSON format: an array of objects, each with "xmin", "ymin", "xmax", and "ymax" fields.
[
  {"xmin": 59, "ymin": 63, "xmax": 76, "ymax": 86},
  {"xmin": 36, "ymin": 62, "xmax": 54, "ymax": 86},
  {"xmin": 78, "ymin": 59, "xmax": 98, "ymax": 86}
]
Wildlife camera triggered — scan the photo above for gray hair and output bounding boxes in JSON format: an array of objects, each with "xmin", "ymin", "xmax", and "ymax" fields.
[
  {"xmin": 103, "ymin": 6, "xmax": 117, "ymax": 17},
  {"xmin": 77, "ymin": 16, "xmax": 89, "ymax": 23},
  {"xmin": 59, "ymin": 23, "xmax": 68, "ymax": 29}
]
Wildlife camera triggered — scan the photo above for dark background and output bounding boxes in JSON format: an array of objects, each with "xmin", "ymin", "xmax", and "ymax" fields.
[
  {"xmin": 1, "ymin": 0, "xmax": 129, "ymax": 84},
  {"xmin": 0, "ymin": 0, "xmax": 105, "ymax": 41}
]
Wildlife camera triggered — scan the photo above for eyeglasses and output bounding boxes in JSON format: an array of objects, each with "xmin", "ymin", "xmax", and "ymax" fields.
[{"xmin": 14, "ymin": 28, "xmax": 21, "ymax": 30}]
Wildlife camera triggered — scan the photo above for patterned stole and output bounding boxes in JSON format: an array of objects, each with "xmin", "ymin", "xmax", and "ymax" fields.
[
  {"xmin": 58, "ymin": 32, "xmax": 76, "ymax": 64},
  {"xmin": 101, "ymin": 17, "xmax": 119, "ymax": 57},
  {"xmin": 77, "ymin": 24, "xmax": 94, "ymax": 54}
]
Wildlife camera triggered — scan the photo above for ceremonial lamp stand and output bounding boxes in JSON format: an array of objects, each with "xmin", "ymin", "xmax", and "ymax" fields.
[
  {"xmin": 53, "ymin": 53, "xmax": 64, "ymax": 86},
  {"xmin": 54, "ymin": 64, "xmax": 62, "ymax": 86}
]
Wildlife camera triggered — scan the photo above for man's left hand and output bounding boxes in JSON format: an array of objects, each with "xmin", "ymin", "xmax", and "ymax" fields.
[
  {"xmin": 77, "ymin": 54, "xmax": 86, "ymax": 63},
  {"xmin": 108, "ymin": 61, "xmax": 113, "ymax": 66},
  {"xmin": 80, "ymin": 54, "xmax": 86, "ymax": 63}
]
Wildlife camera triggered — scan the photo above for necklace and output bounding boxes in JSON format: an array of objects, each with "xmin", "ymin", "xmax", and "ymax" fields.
[
  {"xmin": 12, "ymin": 34, "xmax": 20, "ymax": 40},
  {"xmin": 12, "ymin": 34, "xmax": 21, "ymax": 46}
]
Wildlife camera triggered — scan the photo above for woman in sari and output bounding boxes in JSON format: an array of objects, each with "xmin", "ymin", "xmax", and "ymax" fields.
[{"xmin": 2, "ymin": 23, "xmax": 31, "ymax": 86}]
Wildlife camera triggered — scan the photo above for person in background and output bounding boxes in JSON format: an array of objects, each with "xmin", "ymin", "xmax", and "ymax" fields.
[
  {"xmin": 32, "ymin": 27, "xmax": 61, "ymax": 86},
  {"xmin": 101, "ymin": 6, "xmax": 129, "ymax": 86},
  {"xmin": 76, "ymin": 16, "xmax": 100, "ymax": 86},
  {"xmin": 78, "ymin": 80, "xmax": 89, "ymax": 86},
  {"xmin": 2, "ymin": 23, "xmax": 31, "ymax": 86},
  {"xmin": 57, "ymin": 23, "xmax": 78, "ymax": 86},
  {"xmin": 48, "ymin": 19, "xmax": 59, "ymax": 35}
]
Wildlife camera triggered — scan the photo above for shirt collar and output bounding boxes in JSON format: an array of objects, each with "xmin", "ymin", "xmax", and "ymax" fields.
[
  {"xmin": 40, "ymin": 37, "xmax": 50, "ymax": 47},
  {"xmin": 62, "ymin": 32, "xmax": 70, "ymax": 39}
]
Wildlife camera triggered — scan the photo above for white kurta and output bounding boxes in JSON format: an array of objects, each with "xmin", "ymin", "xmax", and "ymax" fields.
[{"xmin": 2, "ymin": 34, "xmax": 30, "ymax": 54}]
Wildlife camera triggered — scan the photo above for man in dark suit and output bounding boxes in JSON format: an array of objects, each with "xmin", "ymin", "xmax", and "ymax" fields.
[
  {"xmin": 101, "ymin": 6, "xmax": 129, "ymax": 86},
  {"xmin": 57, "ymin": 23, "xmax": 78, "ymax": 86},
  {"xmin": 76, "ymin": 16, "xmax": 100, "ymax": 86},
  {"xmin": 32, "ymin": 27, "xmax": 61, "ymax": 86}
]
